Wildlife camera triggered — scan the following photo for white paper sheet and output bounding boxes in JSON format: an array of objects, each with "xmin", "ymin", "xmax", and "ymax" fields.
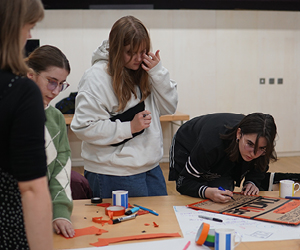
[{"xmin": 174, "ymin": 205, "xmax": 300, "ymax": 242}]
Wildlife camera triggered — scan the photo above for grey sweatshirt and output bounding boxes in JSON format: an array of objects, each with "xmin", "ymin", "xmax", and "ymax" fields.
[{"xmin": 71, "ymin": 40, "xmax": 178, "ymax": 176}]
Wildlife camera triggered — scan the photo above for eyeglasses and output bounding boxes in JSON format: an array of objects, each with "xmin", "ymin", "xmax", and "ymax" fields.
[
  {"xmin": 242, "ymin": 136, "xmax": 266, "ymax": 155},
  {"xmin": 39, "ymin": 74, "xmax": 69, "ymax": 92}
]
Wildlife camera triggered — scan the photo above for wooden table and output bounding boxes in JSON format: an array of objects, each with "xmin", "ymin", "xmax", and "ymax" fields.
[
  {"xmin": 64, "ymin": 114, "xmax": 74, "ymax": 126},
  {"xmin": 64, "ymin": 111, "xmax": 189, "ymax": 140},
  {"xmin": 63, "ymin": 112, "xmax": 190, "ymax": 126},
  {"xmin": 54, "ymin": 195, "xmax": 197, "ymax": 249},
  {"xmin": 159, "ymin": 112, "xmax": 190, "ymax": 137},
  {"xmin": 54, "ymin": 192, "xmax": 300, "ymax": 250}
]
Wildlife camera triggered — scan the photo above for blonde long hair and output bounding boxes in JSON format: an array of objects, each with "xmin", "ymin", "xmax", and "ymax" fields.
[
  {"xmin": 0, "ymin": 0, "xmax": 44, "ymax": 75},
  {"xmin": 108, "ymin": 16, "xmax": 151, "ymax": 112}
]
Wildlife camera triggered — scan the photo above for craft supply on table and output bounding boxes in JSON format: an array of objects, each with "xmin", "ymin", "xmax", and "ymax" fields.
[
  {"xmin": 137, "ymin": 209, "xmax": 150, "ymax": 215},
  {"xmin": 133, "ymin": 204, "xmax": 159, "ymax": 216},
  {"xmin": 195, "ymin": 222, "xmax": 210, "ymax": 245},
  {"xmin": 92, "ymin": 217, "xmax": 113, "ymax": 225},
  {"xmin": 85, "ymin": 202, "xmax": 110, "ymax": 207},
  {"xmin": 204, "ymin": 229, "xmax": 215, "ymax": 247},
  {"xmin": 91, "ymin": 197, "xmax": 103, "ymax": 203},
  {"xmin": 90, "ymin": 233, "xmax": 181, "ymax": 247},
  {"xmin": 125, "ymin": 206, "xmax": 140, "ymax": 215},
  {"xmin": 153, "ymin": 221, "xmax": 159, "ymax": 227},
  {"xmin": 105, "ymin": 206, "xmax": 125, "ymax": 216},
  {"xmin": 63, "ymin": 226, "xmax": 108, "ymax": 239},
  {"xmin": 285, "ymin": 196, "xmax": 300, "ymax": 199},
  {"xmin": 112, "ymin": 214, "xmax": 137, "ymax": 224},
  {"xmin": 198, "ymin": 215, "xmax": 223, "ymax": 222},
  {"xmin": 187, "ymin": 193, "xmax": 300, "ymax": 225},
  {"xmin": 174, "ymin": 204, "xmax": 300, "ymax": 244},
  {"xmin": 182, "ymin": 240, "xmax": 191, "ymax": 250},
  {"xmin": 112, "ymin": 190, "xmax": 128, "ymax": 209}
]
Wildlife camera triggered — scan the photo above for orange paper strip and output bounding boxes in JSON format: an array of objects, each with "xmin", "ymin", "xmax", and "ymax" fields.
[
  {"xmin": 90, "ymin": 232, "xmax": 181, "ymax": 247},
  {"xmin": 108, "ymin": 210, "xmax": 114, "ymax": 219},
  {"xmin": 92, "ymin": 217, "xmax": 113, "ymax": 226},
  {"xmin": 273, "ymin": 200, "xmax": 300, "ymax": 214},
  {"xmin": 97, "ymin": 203, "xmax": 111, "ymax": 207},
  {"xmin": 153, "ymin": 222, "xmax": 159, "ymax": 227},
  {"xmin": 64, "ymin": 226, "xmax": 108, "ymax": 239},
  {"xmin": 137, "ymin": 210, "xmax": 149, "ymax": 215}
]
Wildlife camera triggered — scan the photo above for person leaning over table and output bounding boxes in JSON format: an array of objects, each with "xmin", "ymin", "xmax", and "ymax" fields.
[
  {"xmin": 169, "ymin": 113, "xmax": 277, "ymax": 203},
  {"xmin": 25, "ymin": 45, "xmax": 75, "ymax": 238},
  {"xmin": 71, "ymin": 15, "xmax": 178, "ymax": 198},
  {"xmin": 0, "ymin": 0, "xmax": 53, "ymax": 249}
]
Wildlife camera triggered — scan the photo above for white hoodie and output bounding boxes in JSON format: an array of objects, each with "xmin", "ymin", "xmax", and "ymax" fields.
[{"xmin": 71, "ymin": 40, "xmax": 178, "ymax": 176}]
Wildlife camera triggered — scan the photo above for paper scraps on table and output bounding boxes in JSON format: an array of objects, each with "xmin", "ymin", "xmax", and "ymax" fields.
[
  {"xmin": 107, "ymin": 210, "xmax": 114, "ymax": 219},
  {"xmin": 153, "ymin": 222, "xmax": 159, "ymax": 227},
  {"xmin": 137, "ymin": 210, "xmax": 150, "ymax": 215},
  {"xmin": 90, "ymin": 232, "xmax": 181, "ymax": 247},
  {"xmin": 92, "ymin": 217, "xmax": 113, "ymax": 226},
  {"xmin": 273, "ymin": 200, "xmax": 300, "ymax": 214},
  {"xmin": 96, "ymin": 203, "xmax": 111, "ymax": 207},
  {"xmin": 63, "ymin": 226, "xmax": 108, "ymax": 239}
]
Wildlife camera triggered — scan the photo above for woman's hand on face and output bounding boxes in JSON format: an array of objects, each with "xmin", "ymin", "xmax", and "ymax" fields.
[
  {"xmin": 205, "ymin": 187, "xmax": 233, "ymax": 203},
  {"xmin": 241, "ymin": 183, "xmax": 259, "ymax": 195},
  {"xmin": 53, "ymin": 219, "xmax": 75, "ymax": 238},
  {"xmin": 141, "ymin": 50, "xmax": 160, "ymax": 71},
  {"xmin": 130, "ymin": 111, "xmax": 152, "ymax": 134}
]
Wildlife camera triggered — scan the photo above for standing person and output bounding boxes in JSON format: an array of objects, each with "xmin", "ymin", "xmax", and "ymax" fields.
[
  {"xmin": 169, "ymin": 113, "xmax": 277, "ymax": 203},
  {"xmin": 25, "ymin": 45, "xmax": 75, "ymax": 238},
  {"xmin": 71, "ymin": 15, "xmax": 178, "ymax": 198},
  {"xmin": 0, "ymin": 0, "xmax": 53, "ymax": 249}
]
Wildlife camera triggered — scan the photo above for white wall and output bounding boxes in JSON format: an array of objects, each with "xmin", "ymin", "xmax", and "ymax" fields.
[{"xmin": 32, "ymin": 9, "xmax": 300, "ymax": 165}]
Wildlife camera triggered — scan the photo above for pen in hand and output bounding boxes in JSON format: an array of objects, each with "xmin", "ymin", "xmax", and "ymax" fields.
[{"xmin": 218, "ymin": 186, "xmax": 235, "ymax": 201}]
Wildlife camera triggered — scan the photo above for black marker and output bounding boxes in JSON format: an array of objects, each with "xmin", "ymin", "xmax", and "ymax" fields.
[
  {"xmin": 112, "ymin": 214, "xmax": 137, "ymax": 224},
  {"xmin": 198, "ymin": 215, "xmax": 223, "ymax": 223}
]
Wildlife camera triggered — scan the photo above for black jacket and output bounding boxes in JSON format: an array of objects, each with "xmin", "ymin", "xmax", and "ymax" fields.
[{"xmin": 169, "ymin": 113, "xmax": 268, "ymax": 198}]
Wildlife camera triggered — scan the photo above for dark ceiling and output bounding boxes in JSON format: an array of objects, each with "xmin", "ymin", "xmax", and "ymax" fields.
[{"xmin": 41, "ymin": 0, "xmax": 300, "ymax": 11}]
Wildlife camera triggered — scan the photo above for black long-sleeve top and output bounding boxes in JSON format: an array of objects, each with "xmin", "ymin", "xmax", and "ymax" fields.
[
  {"xmin": 0, "ymin": 69, "xmax": 47, "ymax": 249},
  {"xmin": 169, "ymin": 113, "xmax": 268, "ymax": 198}
]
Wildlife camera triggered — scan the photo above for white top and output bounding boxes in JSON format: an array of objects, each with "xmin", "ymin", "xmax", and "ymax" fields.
[{"xmin": 71, "ymin": 40, "xmax": 178, "ymax": 176}]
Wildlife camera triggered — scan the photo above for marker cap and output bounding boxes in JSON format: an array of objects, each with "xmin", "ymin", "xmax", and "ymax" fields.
[{"xmin": 125, "ymin": 207, "xmax": 140, "ymax": 215}]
